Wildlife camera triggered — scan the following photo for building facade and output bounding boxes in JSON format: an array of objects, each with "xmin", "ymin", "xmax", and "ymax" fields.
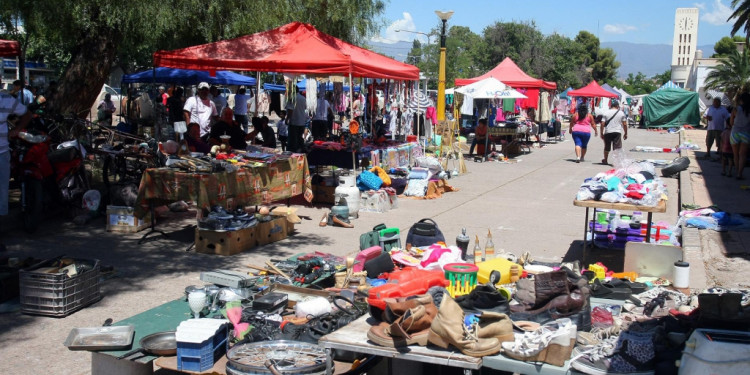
[{"xmin": 670, "ymin": 7, "xmax": 699, "ymax": 88}]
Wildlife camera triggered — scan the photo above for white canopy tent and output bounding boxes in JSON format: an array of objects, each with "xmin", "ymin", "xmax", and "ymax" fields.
[{"xmin": 455, "ymin": 77, "xmax": 527, "ymax": 116}]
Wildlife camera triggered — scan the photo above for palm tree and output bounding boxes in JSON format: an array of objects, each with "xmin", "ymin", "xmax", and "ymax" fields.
[
  {"xmin": 729, "ymin": 0, "xmax": 750, "ymax": 41},
  {"xmin": 704, "ymin": 48, "xmax": 750, "ymax": 101}
]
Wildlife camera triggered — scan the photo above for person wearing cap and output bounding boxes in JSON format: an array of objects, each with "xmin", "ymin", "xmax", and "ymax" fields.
[
  {"xmin": 183, "ymin": 82, "xmax": 218, "ymax": 139},
  {"xmin": 599, "ymin": 100, "xmax": 628, "ymax": 165}
]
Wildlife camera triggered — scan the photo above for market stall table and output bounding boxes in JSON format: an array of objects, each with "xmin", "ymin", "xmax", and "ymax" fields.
[
  {"xmin": 319, "ymin": 315, "xmax": 481, "ymax": 375},
  {"xmin": 573, "ymin": 199, "xmax": 667, "ymax": 260},
  {"xmin": 134, "ymin": 154, "xmax": 312, "ymax": 242}
]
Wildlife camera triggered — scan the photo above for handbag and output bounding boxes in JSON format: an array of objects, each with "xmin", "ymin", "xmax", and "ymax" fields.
[
  {"xmin": 405, "ymin": 218, "xmax": 445, "ymax": 248},
  {"xmin": 364, "ymin": 251, "xmax": 395, "ymax": 278},
  {"xmin": 357, "ymin": 170, "xmax": 383, "ymax": 191},
  {"xmin": 359, "ymin": 223, "xmax": 387, "ymax": 250}
]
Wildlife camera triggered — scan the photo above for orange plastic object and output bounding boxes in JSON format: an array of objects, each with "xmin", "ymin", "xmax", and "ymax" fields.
[
  {"xmin": 367, "ymin": 268, "xmax": 449, "ymax": 316},
  {"xmin": 612, "ymin": 272, "xmax": 638, "ymax": 281}
]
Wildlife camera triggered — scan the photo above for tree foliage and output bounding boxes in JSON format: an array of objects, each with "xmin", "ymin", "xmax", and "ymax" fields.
[
  {"xmin": 0, "ymin": 0, "xmax": 386, "ymax": 116},
  {"xmin": 621, "ymin": 72, "xmax": 657, "ymax": 95},
  {"xmin": 713, "ymin": 36, "xmax": 745, "ymax": 57},
  {"xmin": 704, "ymin": 48, "xmax": 750, "ymax": 101},
  {"xmin": 652, "ymin": 70, "xmax": 672, "ymax": 86},
  {"xmin": 729, "ymin": 0, "xmax": 750, "ymax": 41}
]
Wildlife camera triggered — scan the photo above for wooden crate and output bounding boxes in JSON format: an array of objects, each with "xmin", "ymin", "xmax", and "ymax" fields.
[
  {"xmin": 195, "ymin": 226, "xmax": 258, "ymax": 256},
  {"xmin": 106, "ymin": 206, "xmax": 150, "ymax": 233}
]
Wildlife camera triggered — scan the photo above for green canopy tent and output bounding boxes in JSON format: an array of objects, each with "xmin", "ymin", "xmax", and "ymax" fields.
[{"xmin": 642, "ymin": 87, "xmax": 700, "ymax": 128}]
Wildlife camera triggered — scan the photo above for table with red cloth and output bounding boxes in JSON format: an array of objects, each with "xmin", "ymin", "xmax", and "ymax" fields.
[{"xmin": 134, "ymin": 154, "xmax": 312, "ymax": 218}]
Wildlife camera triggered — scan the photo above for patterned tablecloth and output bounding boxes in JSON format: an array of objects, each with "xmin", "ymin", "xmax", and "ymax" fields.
[{"xmin": 134, "ymin": 154, "xmax": 312, "ymax": 218}]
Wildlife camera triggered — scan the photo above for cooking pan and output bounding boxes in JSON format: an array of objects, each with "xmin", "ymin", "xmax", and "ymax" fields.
[{"xmin": 117, "ymin": 331, "xmax": 176, "ymax": 360}]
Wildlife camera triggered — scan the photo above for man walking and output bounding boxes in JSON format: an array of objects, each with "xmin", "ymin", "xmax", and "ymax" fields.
[
  {"xmin": 703, "ymin": 98, "xmax": 730, "ymax": 159},
  {"xmin": 600, "ymin": 100, "xmax": 628, "ymax": 165}
]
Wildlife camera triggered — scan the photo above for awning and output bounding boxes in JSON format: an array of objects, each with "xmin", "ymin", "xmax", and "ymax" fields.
[
  {"xmin": 153, "ymin": 22, "xmax": 419, "ymax": 80},
  {"xmin": 454, "ymin": 57, "xmax": 556, "ymax": 89},
  {"xmin": 567, "ymin": 81, "xmax": 619, "ymax": 98},
  {"xmin": 455, "ymin": 77, "xmax": 527, "ymax": 99},
  {"xmin": 121, "ymin": 67, "xmax": 256, "ymax": 86}
]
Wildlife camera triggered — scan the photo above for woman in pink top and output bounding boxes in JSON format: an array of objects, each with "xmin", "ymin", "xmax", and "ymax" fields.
[{"xmin": 569, "ymin": 103, "xmax": 598, "ymax": 163}]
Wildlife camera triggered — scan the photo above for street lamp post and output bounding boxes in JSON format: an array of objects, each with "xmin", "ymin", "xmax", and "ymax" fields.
[{"xmin": 435, "ymin": 10, "xmax": 453, "ymax": 121}]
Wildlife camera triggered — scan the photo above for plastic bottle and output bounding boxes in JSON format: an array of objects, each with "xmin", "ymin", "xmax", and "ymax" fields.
[
  {"xmin": 484, "ymin": 229, "xmax": 495, "ymax": 259},
  {"xmin": 456, "ymin": 228, "xmax": 470, "ymax": 261},
  {"xmin": 473, "ymin": 235, "xmax": 483, "ymax": 264}
]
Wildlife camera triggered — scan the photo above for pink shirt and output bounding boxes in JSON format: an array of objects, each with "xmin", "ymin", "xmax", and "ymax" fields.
[{"xmin": 572, "ymin": 114, "xmax": 594, "ymax": 133}]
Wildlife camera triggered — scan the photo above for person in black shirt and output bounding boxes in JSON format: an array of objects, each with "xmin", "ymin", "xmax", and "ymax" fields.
[
  {"xmin": 209, "ymin": 107, "xmax": 249, "ymax": 150},
  {"xmin": 167, "ymin": 87, "xmax": 184, "ymax": 124},
  {"xmin": 249, "ymin": 116, "xmax": 277, "ymax": 149}
]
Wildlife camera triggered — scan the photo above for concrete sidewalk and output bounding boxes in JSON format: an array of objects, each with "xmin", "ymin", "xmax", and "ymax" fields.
[{"xmin": 680, "ymin": 128, "xmax": 750, "ymax": 289}]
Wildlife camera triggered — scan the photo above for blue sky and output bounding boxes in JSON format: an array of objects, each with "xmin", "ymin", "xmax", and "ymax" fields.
[{"xmin": 373, "ymin": 0, "xmax": 736, "ymax": 50}]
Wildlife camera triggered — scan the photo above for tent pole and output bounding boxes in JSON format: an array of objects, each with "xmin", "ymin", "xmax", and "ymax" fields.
[{"xmin": 255, "ymin": 72, "xmax": 260, "ymax": 117}]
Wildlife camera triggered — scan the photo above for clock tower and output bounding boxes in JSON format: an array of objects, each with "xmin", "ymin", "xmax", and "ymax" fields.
[{"xmin": 671, "ymin": 8, "xmax": 699, "ymax": 87}]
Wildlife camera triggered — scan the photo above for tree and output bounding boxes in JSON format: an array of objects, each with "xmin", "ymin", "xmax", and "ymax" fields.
[
  {"xmin": 704, "ymin": 48, "xmax": 750, "ymax": 101},
  {"xmin": 406, "ymin": 39, "xmax": 424, "ymax": 65},
  {"xmin": 591, "ymin": 48, "xmax": 620, "ymax": 82},
  {"xmin": 652, "ymin": 70, "xmax": 672, "ymax": 86},
  {"xmin": 0, "ymin": 0, "xmax": 386, "ymax": 117},
  {"xmin": 729, "ymin": 0, "xmax": 750, "ymax": 41},
  {"xmin": 574, "ymin": 31, "xmax": 600, "ymax": 66},
  {"xmin": 444, "ymin": 25, "xmax": 484, "ymax": 87},
  {"xmin": 479, "ymin": 21, "xmax": 545, "ymax": 75},
  {"xmin": 622, "ymin": 72, "xmax": 657, "ymax": 95},
  {"xmin": 713, "ymin": 36, "xmax": 745, "ymax": 57},
  {"xmin": 539, "ymin": 33, "xmax": 589, "ymax": 89}
]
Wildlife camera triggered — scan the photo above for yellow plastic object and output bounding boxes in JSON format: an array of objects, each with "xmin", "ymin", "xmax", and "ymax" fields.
[
  {"xmin": 476, "ymin": 257, "xmax": 523, "ymax": 285},
  {"xmin": 588, "ymin": 264, "xmax": 606, "ymax": 280},
  {"xmin": 444, "ymin": 263, "xmax": 478, "ymax": 298}
]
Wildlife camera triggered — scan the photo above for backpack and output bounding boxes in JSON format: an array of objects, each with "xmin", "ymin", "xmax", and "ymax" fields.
[
  {"xmin": 405, "ymin": 218, "xmax": 445, "ymax": 249},
  {"xmin": 359, "ymin": 223, "xmax": 387, "ymax": 250}
]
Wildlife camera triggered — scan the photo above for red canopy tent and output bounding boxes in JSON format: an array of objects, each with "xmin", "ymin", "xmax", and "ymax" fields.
[
  {"xmin": 0, "ymin": 39, "xmax": 21, "ymax": 58},
  {"xmin": 454, "ymin": 57, "xmax": 556, "ymax": 90},
  {"xmin": 153, "ymin": 22, "xmax": 419, "ymax": 80},
  {"xmin": 567, "ymin": 81, "xmax": 618, "ymax": 98}
]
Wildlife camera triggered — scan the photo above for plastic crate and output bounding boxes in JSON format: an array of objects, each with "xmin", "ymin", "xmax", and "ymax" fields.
[
  {"xmin": 19, "ymin": 257, "xmax": 101, "ymax": 317},
  {"xmin": 177, "ymin": 324, "xmax": 228, "ymax": 372}
]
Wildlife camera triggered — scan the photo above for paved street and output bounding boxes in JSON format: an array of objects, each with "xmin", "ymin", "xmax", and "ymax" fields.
[{"xmin": 0, "ymin": 126, "xmax": 681, "ymax": 374}]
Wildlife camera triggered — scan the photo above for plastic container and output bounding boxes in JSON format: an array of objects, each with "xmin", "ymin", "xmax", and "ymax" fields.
[
  {"xmin": 19, "ymin": 257, "xmax": 101, "ymax": 317},
  {"xmin": 475, "ymin": 257, "xmax": 523, "ymax": 285},
  {"xmin": 673, "ymin": 261, "xmax": 690, "ymax": 289},
  {"xmin": 335, "ymin": 173, "xmax": 360, "ymax": 218},
  {"xmin": 177, "ymin": 321, "xmax": 229, "ymax": 372}
]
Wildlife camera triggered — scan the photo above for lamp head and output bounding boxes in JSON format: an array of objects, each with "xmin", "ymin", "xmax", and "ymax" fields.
[{"xmin": 435, "ymin": 10, "xmax": 454, "ymax": 21}]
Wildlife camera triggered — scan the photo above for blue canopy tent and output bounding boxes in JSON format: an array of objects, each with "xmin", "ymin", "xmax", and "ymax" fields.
[
  {"xmin": 656, "ymin": 81, "xmax": 679, "ymax": 91},
  {"xmin": 296, "ymin": 81, "xmax": 360, "ymax": 92},
  {"xmin": 121, "ymin": 67, "xmax": 256, "ymax": 86},
  {"xmin": 601, "ymin": 83, "xmax": 622, "ymax": 99}
]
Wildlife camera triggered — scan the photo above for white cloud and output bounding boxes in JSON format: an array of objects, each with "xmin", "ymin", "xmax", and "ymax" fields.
[
  {"xmin": 371, "ymin": 12, "xmax": 426, "ymax": 44},
  {"xmin": 603, "ymin": 24, "xmax": 637, "ymax": 34},
  {"xmin": 698, "ymin": 0, "xmax": 733, "ymax": 25}
]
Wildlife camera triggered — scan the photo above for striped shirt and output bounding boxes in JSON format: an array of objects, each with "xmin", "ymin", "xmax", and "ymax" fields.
[{"xmin": 0, "ymin": 92, "xmax": 28, "ymax": 154}]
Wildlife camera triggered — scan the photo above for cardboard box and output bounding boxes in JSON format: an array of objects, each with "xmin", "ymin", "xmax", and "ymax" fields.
[
  {"xmin": 195, "ymin": 226, "xmax": 258, "ymax": 256},
  {"xmin": 313, "ymin": 185, "xmax": 337, "ymax": 205},
  {"xmin": 106, "ymin": 205, "xmax": 150, "ymax": 233},
  {"xmin": 256, "ymin": 217, "xmax": 289, "ymax": 246}
]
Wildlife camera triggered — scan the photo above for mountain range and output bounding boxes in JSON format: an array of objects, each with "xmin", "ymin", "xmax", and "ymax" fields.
[{"xmin": 368, "ymin": 40, "xmax": 716, "ymax": 80}]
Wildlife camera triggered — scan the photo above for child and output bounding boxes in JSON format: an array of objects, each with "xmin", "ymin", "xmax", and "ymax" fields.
[
  {"xmin": 276, "ymin": 110, "xmax": 288, "ymax": 152},
  {"xmin": 721, "ymin": 124, "xmax": 734, "ymax": 176}
]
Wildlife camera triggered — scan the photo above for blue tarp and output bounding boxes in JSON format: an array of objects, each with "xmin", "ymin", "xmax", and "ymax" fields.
[
  {"xmin": 263, "ymin": 82, "xmax": 361, "ymax": 92},
  {"xmin": 121, "ymin": 67, "xmax": 256, "ymax": 86}
]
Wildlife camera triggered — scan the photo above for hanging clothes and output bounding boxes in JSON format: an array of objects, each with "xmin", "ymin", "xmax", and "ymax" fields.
[
  {"xmin": 537, "ymin": 91, "xmax": 551, "ymax": 122},
  {"xmin": 269, "ymin": 92, "xmax": 282, "ymax": 117},
  {"xmin": 521, "ymin": 88, "xmax": 540, "ymax": 109},
  {"xmin": 503, "ymin": 98, "xmax": 515, "ymax": 113}
]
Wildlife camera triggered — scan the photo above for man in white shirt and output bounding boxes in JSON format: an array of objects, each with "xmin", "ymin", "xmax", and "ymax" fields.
[
  {"xmin": 599, "ymin": 100, "xmax": 628, "ymax": 165},
  {"xmin": 183, "ymin": 82, "xmax": 218, "ymax": 138},
  {"xmin": 311, "ymin": 91, "xmax": 332, "ymax": 140},
  {"xmin": 703, "ymin": 98, "xmax": 731, "ymax": 159},
  {"xmin": 233, "ymin": 87, "xmax": 251, "ymax": 133},
  {"xmin": 287, "ymin": 91, "xmax": 308, "ymax": 152}
]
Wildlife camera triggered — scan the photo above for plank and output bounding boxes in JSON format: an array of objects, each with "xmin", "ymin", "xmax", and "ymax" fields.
[{"xmin": 572, "ymin": 199, "xmax": 667, "ymax": 213}]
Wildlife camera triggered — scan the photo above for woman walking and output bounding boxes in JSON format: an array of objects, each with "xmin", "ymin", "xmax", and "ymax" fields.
[
  {"xmin": 569, "ymin": 103, "xmax": 598, "ymax": 163},
  {"xmin": 730, "ymin": 92, "xmax": 750, "ymax": 180}
]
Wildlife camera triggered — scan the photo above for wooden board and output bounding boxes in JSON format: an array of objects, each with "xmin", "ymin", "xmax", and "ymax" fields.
[
  {"xmin": 573, "ymin": 199, "xmax": 667, "ymax": 213},
  {"xmin": 319, "ymin": 315, "xmax": 482, "ymax": 370}
]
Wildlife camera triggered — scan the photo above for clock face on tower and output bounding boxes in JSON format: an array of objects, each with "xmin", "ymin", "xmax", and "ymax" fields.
[{"xmin": 678, "ymin": 17, "xmax": 694, "ymax": 31}]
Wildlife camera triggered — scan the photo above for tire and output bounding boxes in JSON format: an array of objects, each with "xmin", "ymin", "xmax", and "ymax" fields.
[
  {"xmin": 661, "ymin": 156, "xmax": 690, "ymax": 177},
  {"xmin": 21, "ymin": 179, "xmax": 43, "ymax": 234}
]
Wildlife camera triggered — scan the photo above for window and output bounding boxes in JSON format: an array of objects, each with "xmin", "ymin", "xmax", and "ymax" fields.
[
  {"xmin": 679, "ymin": 34, "xmax": 683, "ymax": 43},
  {"xmin": 679, "ymin": 46, "xmax": 682, "ymax": 54},
  {"xmin": 688, "ymin": 46, "xmax": 690, "ymax": 55},
  {"xmin": 689, "ymin": 34, "xmax": 691, "ymax": 43}
]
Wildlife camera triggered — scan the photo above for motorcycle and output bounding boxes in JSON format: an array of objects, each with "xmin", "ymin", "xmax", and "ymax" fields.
[{"xmin": 10, "ymin": 127, "xmax": 90, "ymax": 233}]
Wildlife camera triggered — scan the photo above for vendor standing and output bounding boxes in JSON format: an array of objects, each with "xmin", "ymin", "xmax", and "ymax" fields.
[
  {"xmin": 286, "ymin": 90, "xmax": 308, "ymax": 152},
  {"xmin": 599, "ymin": 100, "xmax": 628, "ymax": 165},
  {"xmin": 184, "ymin": 82, "xmax": 218, "ymax": 140}
]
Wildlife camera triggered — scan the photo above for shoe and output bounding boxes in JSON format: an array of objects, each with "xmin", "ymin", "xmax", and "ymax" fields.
[
  {"xmin": 331, "ymin": 214, "xmax": 353, "ymax": 228},
  {"xmin": 501, "ymin": 318, "xmax": 575, "ymax": 365},
  {"xmin": 382, "ymin": 294, "xmax": 434, "ymax": 323},
  {"xmin": 532, "ymin": 271, "xmax": 570, "ymax": 309},
  {"xmin": 576, "ymin": 157, "xmax": 580, "ymax": 163},
  {"xmin": 319, "ymin": 213, "xmax": 328, "ymax": 227},
  {"xmin": 455, "ymin": 284, "xmax": 510, "ymax": 314},
  {"xmin": 571, "ymin": 330, "xmax": 656, "ymax": 375},
  {"xmin": 427, "ymin": 295, "xmax": 501, "ymax": 357},
  {"xmin": 601, "ymin": 159, "xmax": 608, "ymax": 165},
  {"xmin": 367, "ymin": 305, "xmax": 434, "ymax": 347},
  {"xmin": 474, "ymin": 311, "xmax": 514, "ymax": 343}
]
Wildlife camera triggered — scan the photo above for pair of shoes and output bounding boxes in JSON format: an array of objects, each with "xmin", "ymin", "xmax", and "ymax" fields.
[
  {"xmin": 331, "ymin": 214, "xmax": 353, "ymax": 228},
  {"xmin": 368, "ymin": 304, "xmax": 436, "ymax": 347},
  {"xmin": 576, "ymin": 157, "xmax": 580, "ymax": 163},
  {"xmin": 501, "ymin": 318, "xmax": 577, "ymax": 366},
  {"xmin": 571, "ymin": 330, "xmax": 657, "ymax": 375},
  {"xmin": 427, "ymin": 295, "xmax": 502, "ymax": 357},
  {"xmin": 601, "ymin": 159, "xmax": 608, "ymax": 165}
]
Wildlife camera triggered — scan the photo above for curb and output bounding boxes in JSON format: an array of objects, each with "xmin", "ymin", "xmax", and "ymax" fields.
[{"xmin": 678, "ymin": 130, "xmax": 708, "ymax": 290}]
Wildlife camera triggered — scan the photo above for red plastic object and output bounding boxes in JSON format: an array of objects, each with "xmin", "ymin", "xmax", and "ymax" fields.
[{"xmin": 367, "ymin": 268, "xmax": 449, "ymax": 316}]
